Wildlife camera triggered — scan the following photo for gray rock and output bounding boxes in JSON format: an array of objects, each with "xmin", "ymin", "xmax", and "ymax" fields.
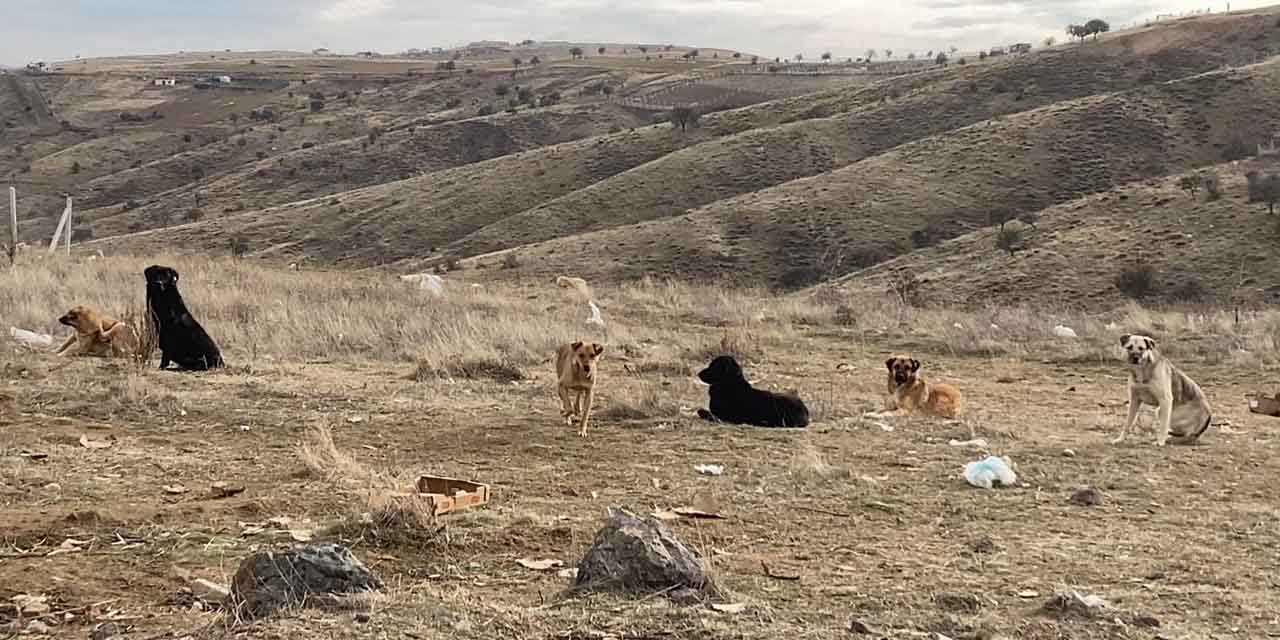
[
  {"xmin": 573, "ymin": 507, "xmax": 716, "ymax": 598},
  {"xmin": 229, "ymin": 543, "xmax": 382, "ymax": 619},
  {"xmin": 1070, "ymin": 486, "xmax": 1103, "ymax": 507}
]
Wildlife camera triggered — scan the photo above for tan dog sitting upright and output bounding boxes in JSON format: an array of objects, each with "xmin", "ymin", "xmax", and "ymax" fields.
[
  {"xmin": 880, "ymin": 355, "xmax": 964, "ymax": 419},
  {"xmin": 1114, "ymin": 334, "xmax": 1212, "ymax": 446},
  {"xmin": 54, "ymin": 305, "xmax": 139, "ymax": 358},
  {"xmin": 556, "ymin": 341, "xmax": 604, "ymax": 436}
]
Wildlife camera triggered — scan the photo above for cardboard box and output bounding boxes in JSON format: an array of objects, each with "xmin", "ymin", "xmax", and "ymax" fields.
[
  {"xmin": 413, "ymin": 475, "xmax": 491, "ymax": 515},
  {"xmin": 1247, "ymin": 393, "xmax": 1280, "ymax": 417}
]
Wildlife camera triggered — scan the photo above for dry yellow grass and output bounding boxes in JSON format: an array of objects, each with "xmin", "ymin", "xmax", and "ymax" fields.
[{"xmin": 3, "ymin": 255, "xmax": 1280, "ymax": 639}]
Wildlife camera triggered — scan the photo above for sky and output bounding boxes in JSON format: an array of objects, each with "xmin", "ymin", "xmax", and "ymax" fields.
[{"xmin": 1, "ymin": 0, "xmax": 1268, "ymax": 65}]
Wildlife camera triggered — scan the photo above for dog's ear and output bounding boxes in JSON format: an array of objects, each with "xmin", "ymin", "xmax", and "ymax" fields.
[
  {"xmin": 1119, "ymin": 334, "xmax": 1130, "ymax": 347},
  {"xmin": 910, "ymin": 359, "xmax": 920, "ymax": 372},
  {"xmin": 592, "ymin": 343, "xmax": 604, "ymax": 357},
  {"xmin": 1143, "ymin": 336, "xmax": 1156, "ymax": 350},
  {"xmin": 571, "ymin": 341, "xmax": 583, "ymax": 351},
  {"xmin": 885, "ymin": 358, "xmax": 895, "ymax": 371}
]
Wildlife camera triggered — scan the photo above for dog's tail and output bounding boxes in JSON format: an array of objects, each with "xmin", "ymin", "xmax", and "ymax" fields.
[{"xmin": 1189, "ymin": 413, "xmax": 1212, "ymax": 441}]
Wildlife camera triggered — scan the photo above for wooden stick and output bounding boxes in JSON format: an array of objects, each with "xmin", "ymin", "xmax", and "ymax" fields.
[
  {"xmin": 47, "ymin": 197, "xmax": 71, "ymax": 252},
  {"xmin": 64, "ymin": 196, "xmax": 72, "ymax": 255}
]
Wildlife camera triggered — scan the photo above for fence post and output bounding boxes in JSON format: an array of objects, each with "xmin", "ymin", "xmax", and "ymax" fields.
[
  {"xmin": 7, "ymin": 186, "xmax": 16, "ymax": 266},
  {"xmin": 65, "ymin": 196, "xmax": 72, "ymax": 255},
  {"xmin": 48, "ymin": 196, "xmax": 72, "ymax": 253}
]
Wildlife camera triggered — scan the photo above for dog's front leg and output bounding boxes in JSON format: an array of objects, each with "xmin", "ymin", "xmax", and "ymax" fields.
[
  {"xmin": 54, "ymin": 334, "xmax": 77, "ymax": 356},
  {"xmin": 159, "ymin": 353, "xmax": 171, "ymax": 370},
  {"xmin": 1113, "ymin": 390, "xmax": 1142, "ymax": 444},
  {"xmin": 577, "ymin": 388, "xmax": 594, "ymax": 437},
  {"xmin": 558, "ymin": 385, "xmax": 575, "ymax": 425},
  {"xmin": 1155, "ymin": 392, "xmax": 1174, "ymax": 447}
]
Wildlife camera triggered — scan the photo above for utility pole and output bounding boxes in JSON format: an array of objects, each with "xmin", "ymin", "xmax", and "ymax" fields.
[{"xmin": 7, "ymin": 186, "xmax": 16, "ymax": 266}]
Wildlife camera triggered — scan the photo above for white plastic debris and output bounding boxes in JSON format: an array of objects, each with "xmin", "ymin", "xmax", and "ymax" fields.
[
  {"xmin": 10, "ymin": 327, "xmax": 52, "ymax": 348},
  {"xmin": 399, "ymin": 273, "xmax": 445, "ymax": 297},
  {"xmin": 586, "ymin": 300, "xmax": 604, "ymax": 326},
  {"xmin": 1052, "ymin": 325, "xmax": 1078, "ymax": 338},
  {"xmin": 963, "ymin": 455, "xmax": 1017, "ymax": 489},
  {"xmin": 952, "ymin": 322, "xmax": 964, "ymax": 329},
  {"xmin": 949, "ymin": 438, "xmax": 989, "ymax": 449},
  {"xmin": 694, "ymin": 464, "xmax": 724, "ymax": 476}
]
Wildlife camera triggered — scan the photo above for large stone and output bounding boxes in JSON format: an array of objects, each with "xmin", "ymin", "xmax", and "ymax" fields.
[
  {"xmin": 229, "ymin": 543, "xmax": 382, "ymax": 619},
  {"xmin": 573, "ymin": 507, "xmax": 716, "ymax": 598}
]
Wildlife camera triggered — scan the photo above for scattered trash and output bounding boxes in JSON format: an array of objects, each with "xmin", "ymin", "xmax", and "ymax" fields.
[
  {"xmin": 163, "ymin": 484, "xmax": 188, "ymax": 495},
  {"xmin": 399, "ymin": 273, "xmax": 445, "ymax": 297},
  {"xmin": 874, "ymin": 421, "xmax": 894, "ymax": 432},
  {"xmin": 346, "ymin": 416, "xmax": 364, "ymax": 424},
  {"xmin": 189, "ymin": 578, "xmax": 230, "ymax": 604},
  {"xmin": 1105, "ymin": 322, "xmax": 1118, "ymax": 330},
  {"xmin": 948, "ymin": 438, "xmax": 988, "ymax": 449},
  {"xmin": 962, "ymin": 456, "xmax": 1018, "ymax": 489},
  {"xmin": 1062, "ymin": 448, "xmax": 1077, "ymax": 457},
  {"xmin": 653, "ymin": 507, "xmax": 724, "ymax": 521},
  {"xmin": 1040, "ymin": 591, "xmax": 1109, "ymax": 618},
  {"xmin": 1069, "ymin": 486, "xmax": 1103, "ymax": 507},
  {"xmin": 952, "ymin": 322, "xmax": 964, "ymax": 329},
  {"xmin": 19, "ymin": 451, "xmax": 49, "ymax": 461},
  {"xmin": 11, "ymin": 593, "xmax": 51, "ymax": 615},
  {"xmin": 586, "ymin": 300, "xmax": 605, "ymax": 326},
  {"xmin": 710, "ymin": 602, "xmax": 747, "ymax": 614},
  {"xmin": 556, "ymin": 567, "xmax": 579, "ymax": 580},
  {"xmin": 289, "ymin": 529, "xmax": 315, "ymax": 542},
  {"xmin": 516, "ymin": 558, "xmax": 564, "ymax": 571},
  {"xmin": 1052, "ymin": 325, "xmax": 1078, "ymax": 339},
  {"xmin": 989, "ymin": 323, "xmax": 1000, "ymax": 330},
  {"xmin": 9, "ymin": 327, "xmax": 52, "ymax": 349},
  {"xmin": 574, "ymin": 508, "xmax": 717, "ymax": 598},
  {"xmin": 210, "ymin": 482, "xmax": 246, "ymax": 499},
  {"xmin": 694, "ymin": 464, "xmax": 724, "ymax": 476},
  {"xmin": 1246, "ymin": 392, "xmax": 1280, "ymax": 417},
  {"xmin": 761, "ymin": 561, "xmax": 801, "ymax": 581},
  {"xmin": 78, "ymin": 435, "xmax": 113, "ymax": 450},
  {"xmin": 1017, "ymin": 590, "xmax": 1040, "ymax": 598}
]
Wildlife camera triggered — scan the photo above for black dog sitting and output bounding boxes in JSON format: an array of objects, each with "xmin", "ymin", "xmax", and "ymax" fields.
[
  {"xmin": 695, "ymin": 355, "xmax": 809, "ymax": 428},
  {"xmin": 144, "ymin": 265, "xmax": 224, "ymax": 371}
]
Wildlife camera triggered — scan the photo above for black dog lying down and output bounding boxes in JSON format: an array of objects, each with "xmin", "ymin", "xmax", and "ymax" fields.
[
  {"xmin": 144, "ymin": 265, "xmax": 224, "ymax": 371},
  {"xmin": 696, "ymin": 356, "xmax": 809, "ymax": 428}
]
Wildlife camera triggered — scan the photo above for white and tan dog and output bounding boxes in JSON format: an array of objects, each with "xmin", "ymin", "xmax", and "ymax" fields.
[
  {"xmin": 556, "ymin": 341, "xmax": 604, "ymax": 437},
  {"xmin": 1114, "ymin": 334, "xmax": 1212, "ymax": 446}
]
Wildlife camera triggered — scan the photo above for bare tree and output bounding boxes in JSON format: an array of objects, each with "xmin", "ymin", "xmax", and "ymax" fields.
[{"xmin": 670, "ymin": 105, "xmax": 700, "ymax": 132}]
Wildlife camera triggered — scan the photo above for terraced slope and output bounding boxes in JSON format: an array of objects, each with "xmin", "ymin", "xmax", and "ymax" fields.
[
  {"xmin": 459, "ymin": 61, "xmax": 1280, "ymax": 289},
  {"xmin": 812, "ymin": 163, "xmax": 1280, "ymax": 309}
]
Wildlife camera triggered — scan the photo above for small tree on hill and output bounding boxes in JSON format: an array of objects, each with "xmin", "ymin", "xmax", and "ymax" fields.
[
  {"xmin": 884, "ymin": 49, "xmax": 893, "ymax": 59},
  {"xmin": 1246, "ymin": 171, "xmax": 1280, "ymax": 214},
  {"xmin": 1084, "ymin": 19, "xmax": 1110, "ymax": 41},
  {"xmin": 1044, "ymin": 36, "xmax": 1057, "ymax": 47},
  {"xmin": 512, "ymin": 57, "xmax": 522, "ymax": 68},
  {"xmin": 821, "ymin": 52, "xmax": 832, "ymax": 63},
  {"xmin": 733, "ymin": 52, "xmax": 742, "ymax": 59},
  {"xmin": 597, "ymin": 47, "xmax": 606, "ymax": 55},
  {"xmin": 670, "ymin": 105, "xmax": 700, "ymax": 131},
  {"xmin": 530, "ymin": 55, "xmax": 541, "ymax": 65},
  {"xmin": 907, "ymin": 52, "xmax": 917, "ymax": 61},
  {"xmin": 71, "ymin": 161, "xmax": 81, "ymax": 174},
  {"xmin": 1202, "ymin": 172, "xmax": 1222, "ymax": 201},
  {"xmin": 935, "ymin": 52, "xmax": 948, "ymax": 66},
  {"xmin": 995, "ymin": 226, "xmax": 1024, "ymax": 257},
  {"xmin": 978, "ymin": 50, "xmax": 988, "ymax": 60},
  {"xmin": 570, "ymin": 47, "xmax": 584, "ymax": 59},
  {"xmin": 1178, "ymin": 174, "xmax": 1201, "ymax": 198},
  {"xmin": 865, "ymin": 49, "xmax": 876, "ymax": 61},
  {"xmin": 495, "ymin": 82, "xmax": 510, "ymax": 96},
  {"xmin": 639, "ymin": 46, "xmax": 649, "ymax": 54},
  {"xmin": 229, "ymin": 235, "xmax": 250, "ymax": 258},
  {"xmin": 1115, "ymin": 260, "xmax": 1158, "ymax": 299},
  {"xmin": 888, "ymin": 272, "xmax": 923, "ymax": 306}
]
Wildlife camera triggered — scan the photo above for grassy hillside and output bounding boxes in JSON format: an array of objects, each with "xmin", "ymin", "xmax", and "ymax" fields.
[
  {"xmin": 813, "ymin": 162, "xmax": 1280, "ymax": 309},
  {"xmin": 461, "ymin": 60, "xmax": 1280, "ymax": 290},
  {"xmin": 83, "ymin": 7, "xmax": 1280, "ymax": 277}
]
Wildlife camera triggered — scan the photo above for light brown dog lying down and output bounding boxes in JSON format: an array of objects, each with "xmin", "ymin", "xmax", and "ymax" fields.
[
  {"xmin": 880, "ymin": 355, "xmax": 964, "ymax": 419},
  {"xmin": 54, "ymin": 305, "xmax": 139, "ymax": 358},
  {"xmin": 556, "ymin": 341, "xmax": 604, "ymax": 436}
]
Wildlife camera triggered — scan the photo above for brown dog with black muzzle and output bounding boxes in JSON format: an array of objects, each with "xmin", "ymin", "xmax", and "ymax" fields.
[
  {"xmin": 556, "ymin": 341, "xmax": 605, "ymax": 436},
  {"xmin": 54, "ymin": 305, "xmax": 139, "ymax": 358},
  {"xmin": 880, "ymin": 355, "xmax": 964, "ymax": 419}
]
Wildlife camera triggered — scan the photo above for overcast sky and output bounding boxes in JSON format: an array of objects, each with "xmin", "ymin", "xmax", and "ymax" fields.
[{"xmin": 2, "ymin": 0, "xmax": 1265, "ymax": 65}]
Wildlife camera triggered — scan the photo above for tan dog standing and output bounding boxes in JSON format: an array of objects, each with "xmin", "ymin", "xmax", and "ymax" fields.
[
  {"xmin": 556, "ymin": 341, "xmax": 604, "ymax": 436},
  {"xmin": 879, "ymin": 355, "xmax": 964, "ymax": 419},
  {"xmin": 54, "ymin": 305, "xmax": 139, "ymax": 358},
  {"xmin": 1115, "ymin": 334, "xmax": 1212, "ymax": 446}
]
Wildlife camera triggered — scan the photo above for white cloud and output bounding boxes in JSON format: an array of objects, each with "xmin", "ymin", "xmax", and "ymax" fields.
[
  {"xmin": 317, "ymin": 0, "xmax": 391, "ymax": 22},
  {"xmin": 0, "ymin": 0, "xmax": 1272, "ymax": 64}
]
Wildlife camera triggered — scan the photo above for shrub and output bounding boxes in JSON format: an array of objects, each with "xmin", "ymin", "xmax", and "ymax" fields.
[
  {"xmin": 1203, "ymin": 172, "xmax": 1222, "ymax": 201},
  {"xmin": 477, "ymin": 104, "xmax": 495, "ymax": 116},
  {"xmin": 494, "ymin": 83, "xmax": 510, "ymax": 96},
  {"xmin": 1222, "ymin": 136, "xmax": 1252, "ymax": 162},
  {"xmin": 888, "ymin": 272, "xmax": 923, "ymax": 306},
  {"xmin": 995, "ymin": 227, "xmax": 1024, "ymax": 257},
  {"xmin": 501, "ymin": 252, "xmax": 520, "ymax": 269},
  {"xmin": 445, "ymin": 98, "xmax": 462, "ymax": 109},
  {"xmin": 670, "ymin": 105, "xmax": 700, "ymax": 132},
  {"xmin": 1114, "ymin": 261, "xmax": 1159, "ymax": 299},
  {"xmin": 229, "ymin": 235, "xmax": 250, "ymax": 258}
]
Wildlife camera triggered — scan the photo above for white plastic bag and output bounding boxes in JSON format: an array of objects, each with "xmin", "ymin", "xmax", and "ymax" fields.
[
  {"xmin": 963, "ymin": 455, "xmax": 1017, "ymax": 489},
  {"xmin": 10, "ymin": 327, "xmax": 53, "ymax": 348}
]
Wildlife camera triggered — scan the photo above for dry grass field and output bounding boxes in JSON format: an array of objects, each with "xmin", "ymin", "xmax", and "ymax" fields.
[{"xmin": 2, "ymin": 255, "xmax": 1279, "ymax": 639}]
